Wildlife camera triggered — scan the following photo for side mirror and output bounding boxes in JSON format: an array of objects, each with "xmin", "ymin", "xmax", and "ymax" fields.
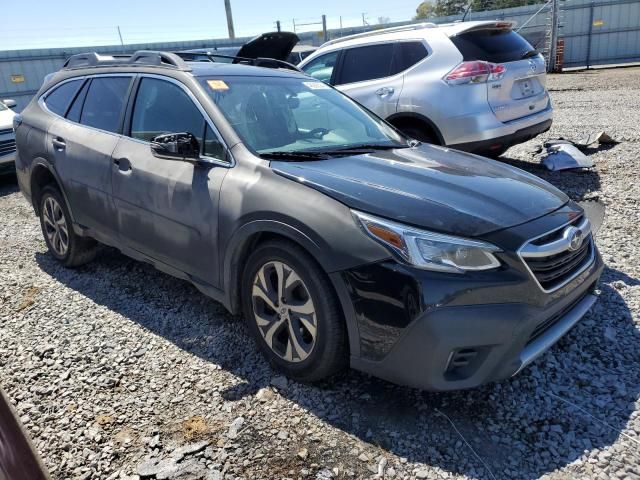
[
  {"xmin": 2, "ymin": 99, "xmax": 17, "ymax": 110},
  {"xmin": 150, "ymin": 132, "xmax": 200, "ymax": 162}
]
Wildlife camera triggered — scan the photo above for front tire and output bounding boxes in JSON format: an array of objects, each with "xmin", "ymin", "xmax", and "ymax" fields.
[
  {"xmin": 242, "ymin": 239, "xmax": 347, "ymax": 382},
  {"xmin": 38, "ymin": 185, "xmax": 96, "ymax": 267}
]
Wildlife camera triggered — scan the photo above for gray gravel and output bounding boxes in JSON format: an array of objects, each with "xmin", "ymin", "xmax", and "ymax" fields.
[{"xmin": 1, "ymin": 67, "xmax": 640, "ymax": 480}]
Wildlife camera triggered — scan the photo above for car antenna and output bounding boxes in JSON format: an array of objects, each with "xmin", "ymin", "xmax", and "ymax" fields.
[{"xmin": 461, "ymin": 3, "xmax": 472, "ymax": 21}]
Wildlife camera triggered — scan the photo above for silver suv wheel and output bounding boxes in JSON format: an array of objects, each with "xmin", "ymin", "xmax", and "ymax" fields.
[
  {"xmin": 251, "ymin": 261, "xmax": 317, "ymax": 363},
  {"xmin": 42, "ymin": 196, "xmax": 69, "ymax": 257}
]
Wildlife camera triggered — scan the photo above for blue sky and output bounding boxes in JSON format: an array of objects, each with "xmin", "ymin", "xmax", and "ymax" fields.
[{"xmin": 1, "ymin": 0, "xmax": 421, "ymax": 51}]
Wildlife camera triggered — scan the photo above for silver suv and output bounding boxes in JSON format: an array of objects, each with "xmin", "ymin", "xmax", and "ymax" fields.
[{"xmin": 299, "ymin": 21, "xmax": 553, "ymax": 156}]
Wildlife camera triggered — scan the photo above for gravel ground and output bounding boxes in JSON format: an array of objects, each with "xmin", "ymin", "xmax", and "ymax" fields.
[{"xmin": 1, "ymin": 67, "xmax": 639, "ymax": 480}]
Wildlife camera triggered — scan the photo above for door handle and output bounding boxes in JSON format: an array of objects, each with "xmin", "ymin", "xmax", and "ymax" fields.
[
  {"xmin": 375, "ymin": 87, "xmax": 395, "ymax": 97},
  {"xmin": 52, "ymin": 137, "xmax": 66, "ymax": 151},
  {"xmin": 113, "ymin": 157, "xmax": 132, "ymax": 173}
]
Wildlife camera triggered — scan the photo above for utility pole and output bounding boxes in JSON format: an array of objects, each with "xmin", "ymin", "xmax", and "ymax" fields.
[
  {"xmin": 276, "ymin": 20, "xmax": 281, "ymax": 32},
  {"xmin": 224, "ymin": 0, "xmax": 235, "ymax": 39},
  {"xmin": 322, "ymin": 15, "xmax": 328, "ymax": 42}
]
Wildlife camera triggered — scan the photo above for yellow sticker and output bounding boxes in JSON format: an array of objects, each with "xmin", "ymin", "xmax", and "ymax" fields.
[
  {"xmin": 207, "ymin": 80, "xmax": 229, "ymax": 91},
  {"xmin": 593, "ymin": 19, "xmax": 604, "ymax": 27}
]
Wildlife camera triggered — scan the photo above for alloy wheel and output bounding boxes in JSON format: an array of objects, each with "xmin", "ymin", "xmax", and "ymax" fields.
[
  {"xmin": 42, "ymin": 196, "xmax": 69, "ymax": 257},
  {"xmin": 251, "ymin": 261, "xmax": 317, "ymax": 363}
]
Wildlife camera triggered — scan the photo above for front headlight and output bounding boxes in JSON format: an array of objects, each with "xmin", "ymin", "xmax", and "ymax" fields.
[{"xmin": 353, "ymin": 210, "xmax": 502, "ymax": 273}]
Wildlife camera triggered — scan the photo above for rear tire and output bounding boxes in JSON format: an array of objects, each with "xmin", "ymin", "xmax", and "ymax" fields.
[
  {"xmin": 399, "ymin": 125, "xmax": 437, "ymax": 145},
  {"xmin": 241, "ymin": 239, "xmax": 348, "ymax": 382},
  {"xmin": 38, "ymin": 185, "xmax": 96, "ymax": 267}
]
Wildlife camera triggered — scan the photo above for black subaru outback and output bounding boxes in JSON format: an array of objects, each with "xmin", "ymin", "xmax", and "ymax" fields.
[{"xmin": 14, "ymin": 50, "xmax": 602, "ymax": 391}]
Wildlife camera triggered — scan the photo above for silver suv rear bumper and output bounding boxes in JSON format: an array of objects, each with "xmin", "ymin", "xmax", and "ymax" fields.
[{"xmin": 445, "ymin": 103, "xmax": 553, "ymax": 149}]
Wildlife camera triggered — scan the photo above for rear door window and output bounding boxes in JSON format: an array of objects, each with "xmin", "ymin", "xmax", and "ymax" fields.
[
  {"xmin": 336, "ymin": 44, "xmax": 395, "ymax": 85},
  {"xmin": 450, "ymin": 29, "xmax": 535, "ymax": 63},
  {"xmin": 80, "ymin": 77, "xmax": 131, "ymax": 133},
  {"xmin": 44, "ymin": 79, "xmax": 83, "ymax": 116},
  {"xmin": 391, "ymin": 42, "xmax": 428, "ymax": 74}
]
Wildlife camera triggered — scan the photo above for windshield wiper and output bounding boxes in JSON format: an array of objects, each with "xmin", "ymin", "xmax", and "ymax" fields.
[
  {"xmin": 325, "ymin": 143, "xmax": 403, "ymax": 152},
  {"xmin": 521, "ymin": 50, "xmax": 540, "ymax": 59},
  {"xmin": 259, "ymin": 151, "xmax": 331, "ymax": 161}
]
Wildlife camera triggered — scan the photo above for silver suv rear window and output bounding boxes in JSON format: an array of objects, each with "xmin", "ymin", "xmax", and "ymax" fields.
[{"xmin": 451, "ymin": 29, "xmax": 535, "ymax": 63}]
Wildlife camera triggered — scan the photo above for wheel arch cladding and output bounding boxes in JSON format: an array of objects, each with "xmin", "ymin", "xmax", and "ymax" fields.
[
  {"xmin": 223, "ymin": 222, "xmax": 362, "ymax": 358},
  {"xmin": 387, "ymin": 112, "xmax": 445, "ymax": 145},
  {"xmin": 30, "ymin": 162, "xmax": 64, "ymax": 215}
]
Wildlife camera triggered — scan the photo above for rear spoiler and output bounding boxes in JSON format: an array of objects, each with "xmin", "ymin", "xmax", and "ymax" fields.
[{"xmin": 446, "ymin": 21, "xmax": 517, "ymax": 37}]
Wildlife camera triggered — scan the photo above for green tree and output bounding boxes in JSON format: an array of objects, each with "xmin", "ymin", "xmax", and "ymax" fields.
[
  {"xmin": 433, "ymin": 0, "xmax": 469, "ymax": 16},
  {"xmin": 414, "ymin": 1, "xmax": 436, "ymax": 19}
]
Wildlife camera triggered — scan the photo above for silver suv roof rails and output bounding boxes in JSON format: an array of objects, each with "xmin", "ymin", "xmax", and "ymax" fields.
[
  {"xmin": 322, "ymin": 22, "xmax": 437, "ymax": 48},
  {"xmin": 63, "ymin": 51, "xmax": 191, "ymax": 71}
]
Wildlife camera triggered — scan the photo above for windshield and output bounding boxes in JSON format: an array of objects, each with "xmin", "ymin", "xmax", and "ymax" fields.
[{"xmin": 199, "ymin": 75, "xmax": 406, "ymax": 155}]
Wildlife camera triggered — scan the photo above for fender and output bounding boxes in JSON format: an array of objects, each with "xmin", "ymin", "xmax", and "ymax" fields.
[
  {"xmin": 387, "ymin": 112, "xmax": 446, "ymax": 146},
  {"xmin": 222, "ymin": 219, "xmax": 361, "ymax": 358}
]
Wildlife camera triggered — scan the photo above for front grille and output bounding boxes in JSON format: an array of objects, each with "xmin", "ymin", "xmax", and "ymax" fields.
[
  {"xmin": 0, "ymin": 138, "xmax": 16, "ymax": 157},
  {"xmin": 0, "ymin": 128, "xmax": 14, "ymax": 136},
  {"xmin": 524, "ymin": 235, "xmax": 592, "ymax": 290},
  {"xmin": 527, "ymin": 290, "xmax": 589, "ymax": 344}
]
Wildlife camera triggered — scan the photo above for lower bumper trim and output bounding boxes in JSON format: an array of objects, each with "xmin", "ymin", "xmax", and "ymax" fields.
[
  {"xmin": 513, "ymin": 293, "xmax": 597, "ymax": 376},
  {"xmin": 451, "ymin": 119, "xmax": 553, "ymax": 155}
]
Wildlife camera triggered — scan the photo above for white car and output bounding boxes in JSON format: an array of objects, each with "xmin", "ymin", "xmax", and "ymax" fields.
[{"xmin": 0, "ymin": 99, "xmax": 17, "ymax": 174}]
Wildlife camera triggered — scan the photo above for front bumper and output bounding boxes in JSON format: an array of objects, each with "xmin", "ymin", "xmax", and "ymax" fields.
[
  {"xmin": 0, "ymin": 151, "xmax": 16, "ymax": 174},
  {"xmin": 341, "ymin": 212, "xmax": 604, "ymax": 391}
]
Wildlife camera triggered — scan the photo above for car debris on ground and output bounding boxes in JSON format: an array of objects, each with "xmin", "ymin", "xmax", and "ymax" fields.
[{"xmin": 535, "ymin": 131, "xmax": 619, "ymax": 171}]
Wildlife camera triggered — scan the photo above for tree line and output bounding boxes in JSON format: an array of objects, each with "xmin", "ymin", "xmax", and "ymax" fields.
[{"xmin": 415, "ymin": 0, "xmax": 541, "ymax": 18}]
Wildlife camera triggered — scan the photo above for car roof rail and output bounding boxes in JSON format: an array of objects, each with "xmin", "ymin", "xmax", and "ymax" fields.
[
  {"xmin": 322, "ymin": 22, "xmax": 438, "ymax": 47},
  {"xmin": 173, "ymin": 51, "xmax": 302, "ymax": 73},
  {"xmin": 63, "ymin": 50, "xmax": 192, "ymax": 71}
]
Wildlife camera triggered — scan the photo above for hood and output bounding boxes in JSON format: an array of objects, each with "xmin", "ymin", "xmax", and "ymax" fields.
[
  {"xmin": 235, "ymin": 32, "xmax": 299, "ymax": 62},
  {"xmin": 0, "ymin": 108, "xmax": 15, "ymax": 130},
  {"xmin": 272, "ymin": 145, "xmax": 568, "ymax": 237}
]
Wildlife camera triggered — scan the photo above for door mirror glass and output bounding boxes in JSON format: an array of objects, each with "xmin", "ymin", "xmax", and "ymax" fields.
[{"xmin": 150, "ymin": 132, "xmax": 200, "ymax": 161}]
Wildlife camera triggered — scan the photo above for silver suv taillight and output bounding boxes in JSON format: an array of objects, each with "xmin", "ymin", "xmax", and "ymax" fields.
[{"xmin": 444, "ymin": 61, "xmax": 506, "ymax": 85}]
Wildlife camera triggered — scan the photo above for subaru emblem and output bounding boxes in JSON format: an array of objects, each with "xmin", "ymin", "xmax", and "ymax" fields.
[
  {"xmin": 529, "ymin": 60, "xmax": 537, "ymax": 72},
  {"xmin": 566, "ymin": 227, "xmax": 584, "ymax": 251}
]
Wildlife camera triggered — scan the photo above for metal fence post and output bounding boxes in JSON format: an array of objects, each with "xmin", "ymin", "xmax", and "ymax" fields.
[
  {"xmin": 586, "ymin": 2, "xmax": 595, "ymax": 69},
  {"xmin": 549, "ymin": 0, "xmax": 560, "ymax": 72}
]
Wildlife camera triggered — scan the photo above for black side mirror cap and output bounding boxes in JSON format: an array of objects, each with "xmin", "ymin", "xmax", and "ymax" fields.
[{"xmin": 150, "ymin": 132, "xmax": 200, "ymax": 162}]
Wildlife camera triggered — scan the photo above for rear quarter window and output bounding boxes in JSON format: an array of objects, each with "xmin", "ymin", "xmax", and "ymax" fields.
[
  {"xmin": 391, "ymin": 41, "xmax": 428, "ymax": 74},
  {"xmin": 451, "ymin": 29, "xmax": 535, "ymax": 63},
  {"xmin": 43, "ymin": 79, "xmax": 83, "ymax": 116}
]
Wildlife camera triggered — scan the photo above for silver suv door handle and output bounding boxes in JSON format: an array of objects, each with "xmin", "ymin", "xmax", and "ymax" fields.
[
  {"xmin": 375, "ymin": 87, "xmax": 395, "ymax": 97},
  {"xmin": 52, "ymin": 137, "xmax": 66, "ymax": 151}
]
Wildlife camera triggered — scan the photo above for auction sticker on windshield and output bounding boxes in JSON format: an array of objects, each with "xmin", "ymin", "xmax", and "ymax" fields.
[
  {"xmin": 207, "ymin": 80, "xmax": 230, "ymax": 91},
  {"xmin": 303, "ymin": 81, "xmax": 330, "ymax": 90}
]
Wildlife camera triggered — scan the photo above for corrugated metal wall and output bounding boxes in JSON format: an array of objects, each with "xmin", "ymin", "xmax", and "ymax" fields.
[
  {"xmin": 0, "ymin": 38, "xmax": 250, "ymax": 111},
  {"xmin": 1, "ymin": 0, "xmax": 639, "ymax": 111},
  {"xmin": 561, "ymin": 0, "xmax": 640, "ymax": 68}
]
